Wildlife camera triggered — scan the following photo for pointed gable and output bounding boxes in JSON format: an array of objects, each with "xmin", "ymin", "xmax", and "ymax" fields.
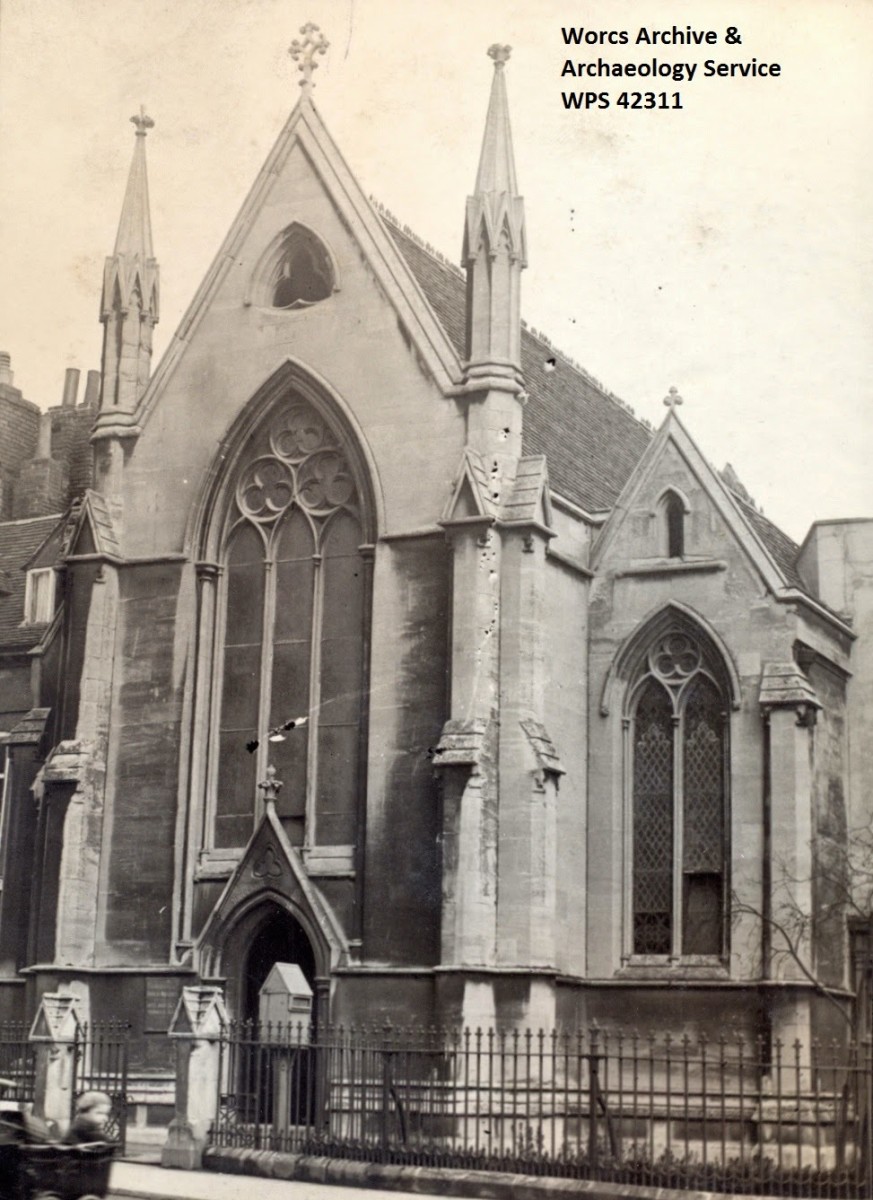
[
  {"xmin": 590, "ymin": 407, "xmax": 828, "ymax": 613},
  {"xmin": 118, "ymin": 93, "xmax": 463, "ymax": 442},
  {"xmin": 64, "ymin": 491, "xmax": 121, "ymax": 560},
  {"xmin": 197, "ymin": 795, "xmax": 349, "ymax": 972}
]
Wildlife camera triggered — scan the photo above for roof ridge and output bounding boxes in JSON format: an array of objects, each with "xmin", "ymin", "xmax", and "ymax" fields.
[
  {"xmin": 370, "ymin": 198, "xmax": 464, "ymax": 279},
  {"xmin": 0, "ymin": 513, "xmax": 64, "ymax": 528},
  {"xmin": 372, "ymin": 196, "xmax": 653, "ymax": 435},
  {"xmin": 732, "ymin": 491, "xmax": 800, "ymax": 550}
]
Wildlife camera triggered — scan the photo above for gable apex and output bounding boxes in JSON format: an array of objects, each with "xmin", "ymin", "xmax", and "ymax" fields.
[
  {"xmin": 100, "ymin": 95, "xmax": 463, "ymax": 443},
  {"xmin": 591, "ymin": 408, "xmax": 798, "ymax": 600}
]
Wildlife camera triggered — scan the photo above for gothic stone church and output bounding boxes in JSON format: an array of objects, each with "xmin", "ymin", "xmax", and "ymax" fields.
[{"xmin": 0, "ymin": 38, "xmax": 871, "ymax": 1113}]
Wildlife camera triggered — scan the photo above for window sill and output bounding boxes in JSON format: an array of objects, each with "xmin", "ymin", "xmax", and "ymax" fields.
[
  {"xmin": 195, "ymin": 844, "xmax": 356, "ymax": 881},
  {"xmin": 615, "ymin": 559, "xmax": 727, "ymax": 578},
  {"xmin": 196, "ymin": 848, "xmax": 244, "ymax": 881},
  {"xmin": 616, "ymin": 958, "xmax": 729, "ymax": 981},
  {"xmin": 303, "ymin": 845, "xmax": 355, "ymax": 877}
]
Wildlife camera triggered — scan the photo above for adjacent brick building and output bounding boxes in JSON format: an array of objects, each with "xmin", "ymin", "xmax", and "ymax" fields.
[{"xmin": 0, "ymin": 38, "xmax": 871, "ymax": 1127}]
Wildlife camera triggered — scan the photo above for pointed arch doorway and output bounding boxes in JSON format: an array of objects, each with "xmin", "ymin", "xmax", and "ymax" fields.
[{"xmin": 242, "ymin": 902, "xmax": 317, "ymax": 1025}]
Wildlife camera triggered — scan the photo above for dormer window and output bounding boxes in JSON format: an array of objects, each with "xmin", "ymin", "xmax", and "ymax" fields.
[
  {"xmin": 23, "ymin": 567, "xmax": 56, "ymax": 624},
  {"xmin": 271, "ymin": 225, "xmax": 334, "ymax": 309}
]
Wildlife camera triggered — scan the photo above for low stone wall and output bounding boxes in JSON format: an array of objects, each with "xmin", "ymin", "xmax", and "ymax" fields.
[{"xmin": 203, "ymin": 1147, "xmax": 782, "ymax": 1200}]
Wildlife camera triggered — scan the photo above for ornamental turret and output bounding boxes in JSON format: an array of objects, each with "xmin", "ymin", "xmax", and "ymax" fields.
[
  {"xmin": 462, "ymin": 45, "xmax": 527, "ymax": 395},
  {"xmin": 99, "ymin": 108, "xmax": 159, "ymax": 414}
]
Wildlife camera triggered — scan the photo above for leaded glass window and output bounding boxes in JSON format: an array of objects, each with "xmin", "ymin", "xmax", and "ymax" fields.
[
  {"xmin": 630, "ymin": 629, "xmax": 728, "ymax": 958},
  {"xmin": 215, "ymin": 399, "xmax": 366, "ymax": 849}
]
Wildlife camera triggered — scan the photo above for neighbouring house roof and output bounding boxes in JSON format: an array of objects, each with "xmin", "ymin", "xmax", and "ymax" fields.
[{"xmin": 0, "ymin": 514, "xmax": 63, "ymax": 651}]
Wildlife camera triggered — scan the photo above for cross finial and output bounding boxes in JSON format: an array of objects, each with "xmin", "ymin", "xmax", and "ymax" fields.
[
  {"xmin": 289, "ymin": 22, "xmax": 329, "ymax": 90},
  {"xmin": 130, "ymin": 106, "xmax": 154, "ymax": 137},
  {"xmin": 663, "ymin": 386, "xmax": 684, "ymax": 408},
  {"xmin": 257, "ymin": 764, "xmax": 283, "ymax": 808},
  {"xmin": 488, "ymin": 44, "xmax": 512, "ymax": 69}
]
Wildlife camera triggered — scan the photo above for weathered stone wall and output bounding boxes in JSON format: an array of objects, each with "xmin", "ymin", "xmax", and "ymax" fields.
[
  {"xmin": 363, "ymin": 537, "xmax": 449, "ymax": 967},
  {"xmin": 808, "ymin": 661, "xmax": 848, "ymax": 989},
  {"xmin": 103, "ymin": 563, "xmax": 185, "ymax": 958},
  {"xmin": 543, "ymin": 556, "xmax": 588, "ymax": 980}
]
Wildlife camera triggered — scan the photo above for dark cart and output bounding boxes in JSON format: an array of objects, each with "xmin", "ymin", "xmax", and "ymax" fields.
[{"xmin": 0, "ymin": 1115, "xmax": 114, "ymax": 1200}]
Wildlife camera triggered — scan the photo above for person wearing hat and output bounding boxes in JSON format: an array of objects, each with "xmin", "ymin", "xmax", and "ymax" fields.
[{"xmin": 64, "ymin": 1091, "xmax": 113, "ymax": 1144}]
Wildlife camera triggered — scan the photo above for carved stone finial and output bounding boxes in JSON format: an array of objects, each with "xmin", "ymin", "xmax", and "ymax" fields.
[
  {"xmin": 488, "ymin": 44, "xmax": 512, "ymax": 68},
  {"xmin": 663, "ymin": 386, "xmax": 684, "ymax": 408},
  {"xmin": 289, "ymin": 22, "xmax": 329, "ymax": 90},
  {"xmin": 130, "ymin": 106, "xmax": 154, "ymax": 137},
  {"xmin": 257, "ymin": 764, "xmax": 283, "ymax": 807}
]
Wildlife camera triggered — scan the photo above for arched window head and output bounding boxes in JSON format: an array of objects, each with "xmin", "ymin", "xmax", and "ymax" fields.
[
  {"xmin": 629, "ymin": 627, "xmax": 728, "ymax": 960},
  {"xmin": 271, "ymin": 225, "xmax": 335, "ymax": 309},
  {"xmin": 214, "ymin": 397, "xmax": 369, "ymax": 851},
  {"xmin": 658, "ymin": 490, "xmax": 687, "ymax": 558}
]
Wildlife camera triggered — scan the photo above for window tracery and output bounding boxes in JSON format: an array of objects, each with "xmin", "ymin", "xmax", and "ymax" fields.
[
  {"xmin": 629, "ymin": 628, "xmax": 728, "ymax": 959},
  {"xmin": 270, "ymin": 226, "xmax": 334, "ymax": 308},
  {"xmin": 215, "ymin": 400, "xmax": 366, "ymax": 850}
]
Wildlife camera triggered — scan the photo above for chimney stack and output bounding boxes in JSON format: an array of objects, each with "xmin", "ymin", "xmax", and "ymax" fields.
[
  {"xmin": 62, "ymin": 368, "xmax": 80, "ymax": 408},
  {"xmin": 83, "ymin": 369, "xmax": 101, "ymax": 408},
  {"xmin": 36, "ymin": 412, "xmax": 52, "ymax": 459},
  {"xmin": 0, "ymin": 352, "xmax": 13, "ymax": 387}
]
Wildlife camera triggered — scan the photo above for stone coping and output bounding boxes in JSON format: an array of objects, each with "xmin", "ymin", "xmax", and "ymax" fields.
[{"xmin": 186, "ymin": 1147, "xmax": 785, "ymax": 1200}]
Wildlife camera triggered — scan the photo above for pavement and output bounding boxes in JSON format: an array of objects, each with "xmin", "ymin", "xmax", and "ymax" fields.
[{"xmin": 110, "ymin": 1158, "xmax": 423, "ymax": 1199}]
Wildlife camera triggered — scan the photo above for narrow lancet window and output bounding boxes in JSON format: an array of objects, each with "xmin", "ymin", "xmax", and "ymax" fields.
[
  {"xmin": 664, "ymin": 492, "xmax": 685, "ymax": 557},
  {"xmin": 630, "ymin": 628, "xmax": 728, "ymax": 959}
]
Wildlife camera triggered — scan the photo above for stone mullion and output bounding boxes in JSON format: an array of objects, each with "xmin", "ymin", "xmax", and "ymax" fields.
[
  {"xmin": 255, "ymin": 557, "xmax": 276, "ymax": 826},
  {"xmin": 305, "ymin": 551, "xmax": 324, "ymax": 849},
  {"xmin": 621, "ymin": 715, "xmax": 633, "ymax": 964},
  {"xmin": 670, "ymin": 708, "xmax": 682, "ymax": 962}
]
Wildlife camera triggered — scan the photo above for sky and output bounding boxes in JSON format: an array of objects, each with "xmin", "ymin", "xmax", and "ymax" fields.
[{"xmin": 0, "ymin": 0, "xmax": 871, "ymax": 542}]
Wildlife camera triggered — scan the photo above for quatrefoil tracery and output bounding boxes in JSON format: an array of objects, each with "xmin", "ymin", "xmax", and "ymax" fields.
[{"xmin": 234, "ymin": 405, "xmax": 358, "ymax": 529}]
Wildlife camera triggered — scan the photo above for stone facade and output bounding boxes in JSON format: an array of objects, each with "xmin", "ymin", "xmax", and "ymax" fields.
[{"xmin": 0, "ymin": 42, "xmax": 870, "ymax": 1125}]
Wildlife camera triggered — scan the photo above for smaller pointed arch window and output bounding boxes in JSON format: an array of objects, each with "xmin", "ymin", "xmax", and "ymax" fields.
[
  {"xmin": 271, "ymin": 225, "xmax": 334, "ymax": 309},
  {"xmin": 657, "ymin": 490, "xmax": 687, "ymax": 558},
  {"xmin": 629, "ymin": 627, "xmax": 729, "ymax": 959}
]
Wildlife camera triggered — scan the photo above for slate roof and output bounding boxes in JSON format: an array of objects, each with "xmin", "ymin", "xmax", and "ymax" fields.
[
  {"xmin": 385, "ymin": 219, "xmax": 652, "ymax": 514},
  {"xmin": 385, "ymin": 215, "xmax": 819, "ymax": 605},
  {"xmin": 0, "ymin": 514, "xmax": 63, "ymax": 651},
  {"xmin": 734, "ymin": 495, "xmax": 807, "ymax": 593}
]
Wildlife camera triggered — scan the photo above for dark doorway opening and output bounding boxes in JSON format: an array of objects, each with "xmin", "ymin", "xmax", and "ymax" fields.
[
  {"xmin": 238, "ymin": 904, "xmax": 319, "ymax": 1128},
  {"xmin": 242, "ymin": 903, "xmax": 316, "ymax": 1024}
]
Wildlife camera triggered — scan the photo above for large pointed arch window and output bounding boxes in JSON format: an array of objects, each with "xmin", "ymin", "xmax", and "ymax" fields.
[
  {"xmin": 629, "ymin": 628, "xmax": 729, "ymax": 959},
  {"xmin": 214, "ymin": 400, "xmax": 369, "ymax": 850}
]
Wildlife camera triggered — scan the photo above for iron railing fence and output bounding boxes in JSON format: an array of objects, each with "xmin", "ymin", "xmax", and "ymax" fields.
[
  {"xmin": 212, "ymin": 1021, "xmax": 873, "ymax": 1198},
  {"xmin": 71, "ymin": 1020, "xmax": 131, "ymax": 1149},
  {"xmin": 0, "ymin": 1021, "xmax": 35, "ymax": 1103}
]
